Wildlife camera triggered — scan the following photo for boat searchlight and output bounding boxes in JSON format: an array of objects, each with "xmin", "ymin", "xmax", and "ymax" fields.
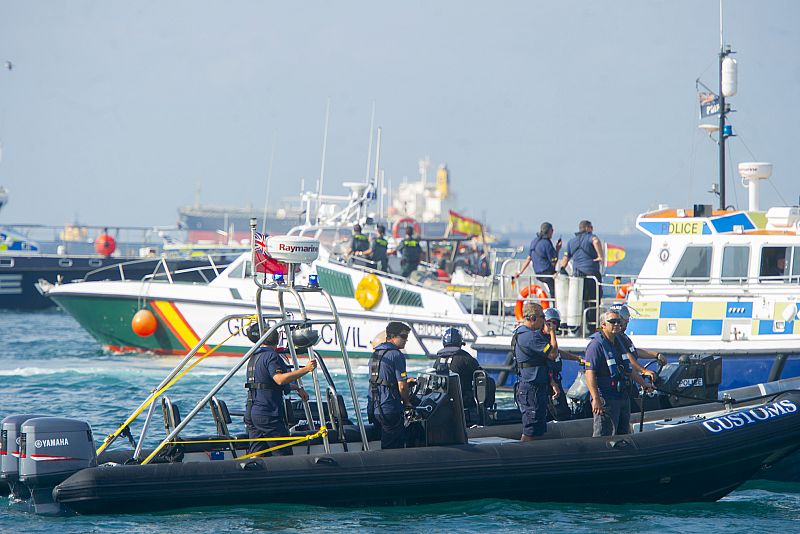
[{"xmin": 738, "ymin": 162, "xmax": 772, "ymax": 212}]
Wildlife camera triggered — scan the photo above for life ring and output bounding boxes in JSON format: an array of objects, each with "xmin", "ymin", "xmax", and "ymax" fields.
[
  {"xmin": 392, "ymin": 217, "xmax": 421, "ymax": 238},
  {"xmin": 616, "ymin": 283, "xmax": 632, "ymax": 299},
  {"xmin": 514, "ymin": 284, "xmax": 550, "ymax": 321},
  {"xmin": 355, "ymin": 273, "xmax": 382, "ymax": 310}
]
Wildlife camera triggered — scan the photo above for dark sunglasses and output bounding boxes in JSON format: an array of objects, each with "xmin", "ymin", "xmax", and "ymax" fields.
[
  {"xmin": 606, "ymin": 319, "xmax": 622, "ymax": 325},
  {"xmin": 397, "ymin": 333, "xmax": 409, "ymax": 339}
]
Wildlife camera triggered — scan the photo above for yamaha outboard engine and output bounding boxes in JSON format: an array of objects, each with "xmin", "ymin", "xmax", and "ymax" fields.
[
  {"xmin": 17, "ymin": 417, "xmax": 97, "ymax": 515},
  {"xmin": 412, "ymin": 368, "xmax": 468, "ymax": 446},
  {"xmin": 1, "ymin": 414, "xmax": 49, "ymax": 501}
]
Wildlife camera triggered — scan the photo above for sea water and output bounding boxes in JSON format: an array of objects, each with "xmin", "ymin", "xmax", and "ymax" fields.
[{"xmin": 1, "ymin": 309, "xmax": 799, "ymax": 533}]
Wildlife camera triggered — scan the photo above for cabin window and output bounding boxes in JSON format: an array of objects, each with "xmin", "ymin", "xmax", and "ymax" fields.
[
  {"xmin": 671, "ymin": 246, "xmax": 711, "ymax": 282},
  {"xmin": 720, "ymin": 246, "xmax": 749, "ymax": 284},
  {"xmin": 227, "ymin": 261, "xmax": 249, "ymax": 279},
  {"xmin": 791, "ymin": 247, "xmax": 800, "ymax": 282},
  {"xmin": 759, "ymin": 246, "xmax": 789, "ymax": 282}
]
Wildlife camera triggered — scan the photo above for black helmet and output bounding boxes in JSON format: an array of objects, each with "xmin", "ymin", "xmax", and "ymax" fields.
[
  {"xmin": 544, "ymin": 308, "xmax": 561, "ymax": 324},
  {"xmin": 290, "ymin": 326, "xmax": 320, "ymax": 349},
  {"xmin": 246, "ymin": 323, "xmax": 279, "ymax": 346},
  {"xmin": 442, "ymin": 327, "xmax": 464, "ymax": 347}
]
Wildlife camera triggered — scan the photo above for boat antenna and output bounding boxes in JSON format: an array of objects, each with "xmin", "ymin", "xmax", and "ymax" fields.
[
  {"xmin": 717, "ymin": 0, "xmax": 736, "ymax": 211},
  {"xmin": 364, "ymin": 101, "xmax": 375, "ymax": 184},
  {"xmin": 261, "ymin": 131, "xmax": 277, "ymax": 235},
  {"xmin": 317, "ymin": 98, "xmax": 331, "ymax": 223}
]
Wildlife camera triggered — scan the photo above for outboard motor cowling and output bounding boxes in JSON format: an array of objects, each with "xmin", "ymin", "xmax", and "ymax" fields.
[
  {"xmin": 18, "ymin": 417, "xmax": 96, "ymax": 515},
  {"xmin": 1, "ymin": 414, "xmax": 49, "ymax": 500}
]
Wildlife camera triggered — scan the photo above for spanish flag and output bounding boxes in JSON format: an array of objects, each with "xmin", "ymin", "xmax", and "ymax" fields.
[
  {"xmin": 605, "ymin": 243, "xmax": 626, "ymax": 267},
  {"xmin": 448, "ymin": 210, "xmax": 483, "ymax": 237}
]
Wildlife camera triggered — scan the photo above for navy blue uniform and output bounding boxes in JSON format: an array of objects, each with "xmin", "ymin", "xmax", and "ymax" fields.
[
  {"xmin": 245, "ymin": 347, "xmax": 294, "ymax": 456},
  {"xmin": 368, "ymin": 341, "xmax": 408, "ymax": 449},
  {"xmin": 564, "ymin": 232, "xmax": 603, "ymax": 328},
  {"xmin": 547, "ymin": 351, "xmax": 571, "ymax": 421},
  {"xmin": 513, "ymin": 325, "xmax": 553, "ymax": 437},
  {"xmin": 529, "ymin": 236, "xmax": 558, "ymax": 298},
  {"xmin": 369, "ymin": 235, "xmax": 389, "ymax": 272},
  {"xmin": 398, "ymin": 238, "xmax": 422, "ymax": 277},
  {"xmin": 584, "ymin": 332, "xmax": 632, "ymax": 436}
]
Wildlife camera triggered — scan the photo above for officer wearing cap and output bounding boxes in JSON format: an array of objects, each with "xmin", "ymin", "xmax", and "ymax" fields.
[
  {"xmin": 542, "ymin": 308, "xmax": 583, "ymax": 421},
  {"xmin": 610, "ymin": 303, "xmax": 666, "ymax": 382},
  {"xmin": 368, "ymin": 321, "xmax": 413, "ymax": 449},
  {"xmin": 434, "ymin": 328, "xmax": 484, "ymax": 417},
  {"xmin": 583, "ymin": 310, "xmax": 652, "ymax": 436},
  {"xmin": 366, "ymin": 223, "xmax": 390, "ymax": 272},
  {"xmin": 398, "ymin": 226, "xmax": 423, "ymax": 278},
  {"xmin": 244, "ymin": 323, "xmax": 317, "ymax": 456},
  {"xmin": 348, "ymin": 224, "xmax": 370, "ymax": 266},
  {"xmin": 513, "ymin": 302, "xmax": 559, "ymax": 440}
]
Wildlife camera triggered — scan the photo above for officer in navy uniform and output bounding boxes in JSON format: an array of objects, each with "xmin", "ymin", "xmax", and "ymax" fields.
[
  {"xmin": 349, "ymin": 224, "xmax": 370, "ymax": 266},
  {"xmin": 368, "ymin": 321, "xmax": 414, "ymax": 449},
  {"xmin": 542, "ymin": 308, "xmax": 583, "ymax": 421},
  {"xmin": 610, "ymin": 303, "xmax": 666, "ymax": 382},
  {"xmin": 244, "ymin": 324, "xmax": 317, "ymax": 456},
  {"xmin": 513, "ymin": 222, "xmax": 562, "ymax": 298},
  {"xmin": 583, "ymin": 310, "xmax": 652, "ymax": 436},
  {"xmin": 366, "ymin": 223, "xmax": 390, "ymax": 272},
  {"xmin": 398, "ymin": 226, "xmax": 423, "ymax": 278},
  {"xmin": 513, "ymin": 302, "xmax": 558, "ymax": 441},
  {"xmin": 559, "ymin": 220, "xmax": 604, "ymax": 330},
  {"xmin": 434, "ymin": 327, "xmax": 486, "ymax": 421}
]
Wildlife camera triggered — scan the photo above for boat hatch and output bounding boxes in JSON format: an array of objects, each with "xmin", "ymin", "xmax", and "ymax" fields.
[
  {"xmin": 0, "ymin": 258, "xmax": 13, "ymax": 268},
  {"xmin": 58, "ymin": 259, "xmax": 73, "ymax": 268}
]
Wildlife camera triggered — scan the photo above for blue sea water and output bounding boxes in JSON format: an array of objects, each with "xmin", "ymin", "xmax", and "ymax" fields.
[{"xmin": 1, "ymin": 309, "xmax": 800, "ymax": 533}]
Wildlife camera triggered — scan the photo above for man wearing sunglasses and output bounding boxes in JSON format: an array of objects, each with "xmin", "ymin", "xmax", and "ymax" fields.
[
  {"xmin": 513, "ymin": 302, "xmax": 559, "ymax": 441},
  {"xmin": 584, "ymin": 310, "xmax": 653, "ymax": 437},
  {"xmin": 368, "ymin": 321, "xmax": 414, "ymax": 449}
]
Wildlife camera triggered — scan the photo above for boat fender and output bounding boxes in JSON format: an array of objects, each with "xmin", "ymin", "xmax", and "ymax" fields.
[
  {"xmin": 514, "ymin": 284, "xmax": 550, "ymax": 321},
  {"xmin": 615, "ymin": 283, "xmax": 631, "ymax": 300},
  {"xmin": 355, "ymin": 274, "xmax": 382, "ymax": 310}
]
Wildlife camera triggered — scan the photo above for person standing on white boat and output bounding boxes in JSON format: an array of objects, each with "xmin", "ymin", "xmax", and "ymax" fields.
[
  {"xmin": 559, "ymin": 220, "xmax": 604, "ymax": 331},
  {"xmin": 513, "ymin": 222, "xmax": 562, "ymax": 299},
  {"xmin": 398, "ymin": 226, "xmax": 423, "ymax": 278},
  {"xmin": 365, "ymin": 223, "xmax": 390, "ymax": 272},
  {"xmin": 584, "ymin": 311, "xmax": 653, "ymax": 437},
  {"xmin": 244, "ymin": 324, "xmax": 317, "ymax": 456},
  {"xmin": 368, "ymin": 321, "xmax": 414, "ymax": 449},
  {"xmin": 348, "ymin": 224, "xmax": 370, "ymax": 267}
]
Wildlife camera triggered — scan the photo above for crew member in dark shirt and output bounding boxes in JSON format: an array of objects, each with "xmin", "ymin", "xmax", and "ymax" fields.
[
  {"xmin": 368, "ymin": 321, "xmax": 413, "ymax": 449},
  {"xmin": 514, "ymin": 222, "xmax": 562, "ymax": 299}
]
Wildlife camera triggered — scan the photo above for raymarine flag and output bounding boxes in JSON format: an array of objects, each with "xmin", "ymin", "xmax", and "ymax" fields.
[
  {"xmin": 253, "ymin": 232, "xmax": 288, "ymax": 274},
  {"xmin": 699, "ymin": 91, "xmax": 720, "ymax": 119}
]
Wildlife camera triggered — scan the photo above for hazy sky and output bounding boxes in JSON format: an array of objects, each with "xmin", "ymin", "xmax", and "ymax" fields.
[{"xmin": 1, "ymin": 1, "xmax": 798, "ymax": 235}]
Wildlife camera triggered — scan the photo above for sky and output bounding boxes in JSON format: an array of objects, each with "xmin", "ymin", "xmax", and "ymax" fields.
[{"xmin": 0, "ymin": 0, "xmax": 799, "ymax": 236}]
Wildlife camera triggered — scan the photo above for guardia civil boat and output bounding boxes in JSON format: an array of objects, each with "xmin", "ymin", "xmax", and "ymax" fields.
[{"xmin": 40, "ymin": 182, "xmax": 486, "ymax": 359}]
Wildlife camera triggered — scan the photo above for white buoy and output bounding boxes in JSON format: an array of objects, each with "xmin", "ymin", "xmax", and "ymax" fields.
[
  {"xmin": 722, "ymin": 57, "xmax": 738, "ymax": 97},
  {"xmin": 738, "ymin": 162, "xmax": 772, "ymax": 212}
]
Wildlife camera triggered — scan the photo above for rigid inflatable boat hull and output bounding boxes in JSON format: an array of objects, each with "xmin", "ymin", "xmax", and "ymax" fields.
[{"xmin": 54, "ymin": 394, "xmax": 800, "ymax": 514}]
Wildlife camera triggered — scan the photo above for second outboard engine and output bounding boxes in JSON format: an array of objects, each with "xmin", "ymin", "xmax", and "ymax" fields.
[
  {"xmin": 1, "ymin": 414, "xmax": 49, "ymax": 500},
  {"xmin": 412, "ymin": 368, "xmax": 468, "ymax": 446},
  {"xmin": 655, "ymin": 354, "xmax": 722, "ymax": 408},
  {"xmin": 18, "ymin": 417, "xmax": 97, "ymax": 515}
]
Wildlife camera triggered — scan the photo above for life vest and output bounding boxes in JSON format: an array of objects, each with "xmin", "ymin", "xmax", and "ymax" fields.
[
  {"xmin": 401, "ymin": 239, "xmax": 421, "ymax": 262},
  {"xmin": 368, "ymin": 346, "xmax": 402, "ymax": 421},
  {"xmin": 245, "ymin": 348, "xmax": 290, "ymax": 402},
  {"xmin": 588, "ymin": 332, "xmax": 631, "ymax": 392},
  {"xmin": 435, "ymin": 345, "xmax": 464, "ymax": 373},
  {"xmin": 352, "ymin": 233, "xmax": 369, "ymax": 253},
  {"xmin": 371, "ymin": 236, "xmax": 388, "ymax": 259},
  {"xmin": 511, "ymin": 327, "xmax": 549, "ymax": 373}
]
